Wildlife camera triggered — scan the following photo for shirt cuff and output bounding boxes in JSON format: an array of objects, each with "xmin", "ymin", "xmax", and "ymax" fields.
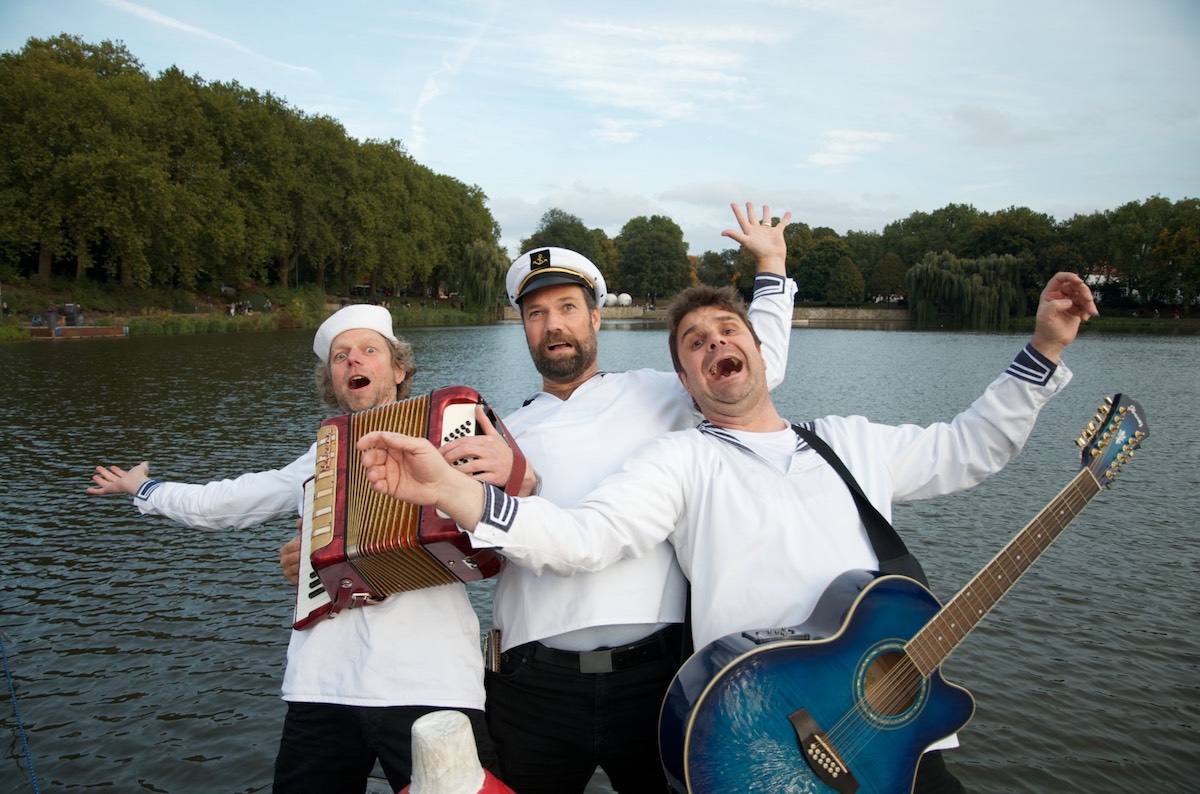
[
  {"xmin": 134, "ymin": 479, "xmax": 163, "ymax": 502},
  {"xmin": 1006, "ymin": 344, "xmax": 1056, "ymax": 386},
  {"xmin": 753, "ymin": 272, "xmax": 789, "ymax": 299},
  {"xmin": 480, "ymin": 482, "xmax": 518, "ymax": 533}
]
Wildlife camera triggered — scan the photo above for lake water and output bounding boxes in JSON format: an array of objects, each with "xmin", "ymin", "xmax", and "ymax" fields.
[{"xmin": 1, "ymin": 322, "xmax": 1197, "ymax": 792}]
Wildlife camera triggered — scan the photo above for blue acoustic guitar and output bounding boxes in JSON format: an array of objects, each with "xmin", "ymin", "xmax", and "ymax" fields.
[{"xmin": 659, "ymin": 394, "xmax": 1148, "ymax": 794}]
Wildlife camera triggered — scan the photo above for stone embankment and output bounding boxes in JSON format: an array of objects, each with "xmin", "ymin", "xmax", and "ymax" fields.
[{"xmin": 501, "ymin": 305, "xmax": 910, "ymax": 329}]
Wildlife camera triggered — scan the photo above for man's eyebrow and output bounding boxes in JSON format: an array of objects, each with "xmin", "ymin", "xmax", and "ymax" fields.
[{"xmin": 678, "ymin": 320, "xmax": 703, "ymax": 342}]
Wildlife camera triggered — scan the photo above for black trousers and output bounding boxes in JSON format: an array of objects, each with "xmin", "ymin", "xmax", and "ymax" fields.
[
  {"xmin": 272, "ymin": 701, "xmax": 497, "ymax": 794},
  {"xmin": 485, "ymin": 627, "xmax": 682, "ymax": 794},
  {"xmin": 915, "ymin": 750, "xmax": 967, "ymax": 794}
]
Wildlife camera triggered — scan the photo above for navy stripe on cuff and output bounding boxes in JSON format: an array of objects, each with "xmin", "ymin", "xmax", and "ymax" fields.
[
  {"xmin": 1006, "ymin": 343, "xmax": 1056, "ymax": 386},
  {"xmin": 753, "ymin": 272, "xmax": 788, "ymax": 299},
  {"xmin": 134, "ymin": 480, "xmax": 162, "ymax": 501},
  {"xmin": 481, "ymin": 483, "xmax": 517, "ymax": 532}
]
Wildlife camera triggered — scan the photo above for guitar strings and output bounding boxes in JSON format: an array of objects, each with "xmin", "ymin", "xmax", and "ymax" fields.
[
  {"xmin": 785, "ymin": 416, "xmax": 1138, "ymax": 776},
  {"xmin": 809, "ymin": 479, "xmax": 1096, "ymax": 773}
]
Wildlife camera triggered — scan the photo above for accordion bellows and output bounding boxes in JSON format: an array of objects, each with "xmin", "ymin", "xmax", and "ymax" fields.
[{"xmin": 294, "ymin": 385, "xmax": 523, "ymax": 630}]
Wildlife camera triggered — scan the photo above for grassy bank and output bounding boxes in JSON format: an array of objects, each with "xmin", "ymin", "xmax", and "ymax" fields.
[
  {"xmin": 1, "ymin": 278, "xmax": 1194, "ymax": 342},
  {"xmin": 0, "ymin": 278, "xmax": 498, "ymax": 342}
]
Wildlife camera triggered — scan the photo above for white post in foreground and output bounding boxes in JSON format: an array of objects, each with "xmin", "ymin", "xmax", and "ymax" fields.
[{"xmin": 399, "ymin": 710, "xmax": 515, "ymax": 794}]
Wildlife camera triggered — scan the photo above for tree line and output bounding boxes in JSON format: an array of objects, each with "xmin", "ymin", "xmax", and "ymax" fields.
[
  {"xmin": 2, "ymin": 35, "xmax": 1196, "ymax": 326},
  {"xmin": 521, "ymin": 195, "xmax": 1199, "ymax": 325},
  {"xmin": 0, "ymin": 35, "xmax": 509, "ymax": 309}
]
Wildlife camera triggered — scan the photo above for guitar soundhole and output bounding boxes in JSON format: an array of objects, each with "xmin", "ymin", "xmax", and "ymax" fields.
[{"xmin": 863, "ymin": 650, "xmax": 919, "ymax": 716}]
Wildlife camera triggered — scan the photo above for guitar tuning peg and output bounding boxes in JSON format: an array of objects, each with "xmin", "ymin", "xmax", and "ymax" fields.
[
  {"xmin": 1074, "ymin": 436, "xmax": 1087, "ymax": 448},
  {"xmin": 1103, "ymin": 395, "xmax": 1114, "ymax": 407}
]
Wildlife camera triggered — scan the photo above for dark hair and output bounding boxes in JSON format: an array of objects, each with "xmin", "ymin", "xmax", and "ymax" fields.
[
  {"xmin": 667, "ymin": 284, "xmax": 761, "ymax": 373},
  {"xmin": 314, "ymin": 336, "xmax": 417, "ymax": 411}
]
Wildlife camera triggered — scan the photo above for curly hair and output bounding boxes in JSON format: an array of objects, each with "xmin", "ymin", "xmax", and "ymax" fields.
[{"xmin": 313, "ymin": 336, "xmax": 417, "ymax": 412}]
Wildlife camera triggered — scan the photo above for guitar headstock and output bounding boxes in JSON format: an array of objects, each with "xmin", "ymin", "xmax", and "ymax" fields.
[{"xmin": 1075, "ymin": 393, "xmax": 1149, "ymax": 488}]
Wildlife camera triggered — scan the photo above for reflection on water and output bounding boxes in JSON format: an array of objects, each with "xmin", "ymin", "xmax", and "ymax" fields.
[{"xmin": 1, "ymin": 326, "xmax": 1197, "ymax": 792}]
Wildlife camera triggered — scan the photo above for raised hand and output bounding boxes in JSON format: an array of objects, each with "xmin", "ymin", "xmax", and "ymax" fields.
[
  {"xmin": 1031, "ymin": 272, "xmax": 1100, "ymax": 362},
  {"xmin": 722, "ymin": 201, "xmax": 792, "ymax": 274}
]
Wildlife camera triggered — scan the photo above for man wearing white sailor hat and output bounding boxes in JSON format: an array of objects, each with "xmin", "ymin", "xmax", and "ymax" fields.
[{"xmin": 91, "ymin": 300, "xmax": 498, "ymax": 791}]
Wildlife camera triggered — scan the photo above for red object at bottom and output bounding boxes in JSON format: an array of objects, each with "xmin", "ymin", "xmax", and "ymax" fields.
[{"xmin": 397, "ymin": 769, "xmax": 516, "ymax": 794}]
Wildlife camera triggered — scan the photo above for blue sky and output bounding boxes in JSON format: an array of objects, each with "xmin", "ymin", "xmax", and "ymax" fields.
[{"xmin": 2, "ymin": 0, "xmax": 1198, "ymax": 258}]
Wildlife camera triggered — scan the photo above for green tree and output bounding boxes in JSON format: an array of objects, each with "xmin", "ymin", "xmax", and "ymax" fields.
[
  {"xmin": 1158, "ymin": 198, "xmax": 1200, "ymax": 314},
  {"xmin": 695, "ymin": 249, "xmax": 740, "ymax": 288},
  {"xmin": 144, "ymin": 66, "xmax": 241, "ymax": 289},
  {"xmin": 794, "ymin": 237, "xmax": 853, "ymax": 302},
  {"xmin": 519, "ymin": 209, "xmax": 607, "ymax": 272},
  {"xmin": 0, "ymin": 35, "xmax": 164, "ymax": 286},
  {"xmin": 844, "ymin": 229, "xmax": 885, "ymax": 290},
  {"xmin": 613, "ymin": 215, "xmax": 690, "ymax": 302},
  {"xmin": 881, "ymin": 203, "xmax": 982, "ymax": 267},
  {"xmin": 905, "ymin": 252, "xmax": 1025, "ymax": 329},
  {"xmin": 204, "ymin": 80, "xmax": 295, "ymax": 289},
  {"xmin": 274, "ymin": 112, "xmax": 356, "ymax": 290},
  {"xmin": 826, "ymin": 256, "xmax": 865, "ymax": 305},
  {"xmin": 866, "ymin": 251, "xmax": 907, "ymax": 302},
  {"xmin": 460, "ymin": 239, "xmax": 508, "ymax": 311}
]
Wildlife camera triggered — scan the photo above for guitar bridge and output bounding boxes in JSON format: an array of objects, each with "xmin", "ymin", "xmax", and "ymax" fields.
[
  {"xmin": 789, "ymin": 709, "xmax": 859, "ymax": 793},
  {"xmin": 742, "ymin": 626, "xmax": 812, "ymax": 645}
]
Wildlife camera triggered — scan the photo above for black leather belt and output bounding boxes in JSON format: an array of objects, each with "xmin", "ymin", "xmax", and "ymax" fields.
[{"xmin": 507, "ymin": 625, "xmax": 682, "ymax": 674}]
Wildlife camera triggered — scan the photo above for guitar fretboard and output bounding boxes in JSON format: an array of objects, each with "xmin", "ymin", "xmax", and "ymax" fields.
[{"xmin": 906, "ymin": 468, "xmax": 1102, "ymax": 676}]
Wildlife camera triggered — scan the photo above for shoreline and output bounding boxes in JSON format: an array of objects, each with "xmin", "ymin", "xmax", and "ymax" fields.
[{"xmin": 4, "ymin": 304, "xmax": 1198, "ymax": 343}]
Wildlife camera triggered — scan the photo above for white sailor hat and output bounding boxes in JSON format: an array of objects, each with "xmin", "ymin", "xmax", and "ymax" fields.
[
  {"xmin": 312, "ymin": 304, "xmax": 399, "ymax": 362},
  {"xmin": 506, "ymin": 247, "xmax": 607, "ymax": 310}
]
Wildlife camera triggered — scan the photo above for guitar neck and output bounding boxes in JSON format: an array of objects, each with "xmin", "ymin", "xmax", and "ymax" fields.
[{"xmin": 906, "ymin": 467, "xmax": 1102, "ymax": 676}]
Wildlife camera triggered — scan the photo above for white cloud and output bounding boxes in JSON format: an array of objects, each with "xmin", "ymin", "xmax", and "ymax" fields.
[{"xmin": 807, "ymin": 130, "xmax": 895, "ymax": 167}]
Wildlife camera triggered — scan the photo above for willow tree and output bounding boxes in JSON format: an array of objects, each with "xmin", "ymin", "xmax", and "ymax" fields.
[
  {"xmin": 905, "ymin": 252, "xmax": 1025, "ymax": 329},
  {"xmin": 460, "ymin": 239, "xmax": 508, "ymax": 312}
]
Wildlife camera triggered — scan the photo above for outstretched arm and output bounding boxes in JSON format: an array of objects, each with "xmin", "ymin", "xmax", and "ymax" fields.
[
  {"xmin": 1030, "ymin": 272, "xmax": 1099, "ymax": 363},
  {"xmin": 358, "ymin": 431, "xmax": 487, "ymax": 530}
]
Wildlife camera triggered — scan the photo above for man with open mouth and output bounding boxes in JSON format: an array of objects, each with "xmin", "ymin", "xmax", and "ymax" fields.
[
  {"xmin": 437, "ymin": 202, "xmax": 797, "ymax": 794},
  {"xmin": 89, "ymin": 304, "xmax": 499, "ymax": 792}
]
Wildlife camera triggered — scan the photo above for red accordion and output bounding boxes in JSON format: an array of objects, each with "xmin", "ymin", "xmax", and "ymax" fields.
[{"xmin": 294, "ymin": 385, "xmax": 524, "ymax": 630}]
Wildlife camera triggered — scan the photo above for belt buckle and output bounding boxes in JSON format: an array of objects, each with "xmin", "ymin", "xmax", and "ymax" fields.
[{"xmin": 579, "ymin": 650, "xmax": 614, "ymax": 674}]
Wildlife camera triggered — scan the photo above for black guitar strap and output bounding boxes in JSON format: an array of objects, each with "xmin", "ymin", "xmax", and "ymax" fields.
[{"xmin": 792, "ymin": 424, "xmax": 931, "ymax": 587}]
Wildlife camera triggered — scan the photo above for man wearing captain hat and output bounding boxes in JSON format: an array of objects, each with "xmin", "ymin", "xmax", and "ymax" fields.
[
  {"xmin": 440, "ymin": 202, "xmax": 797, "ymax": 793},
  {"xmin": 89, "ymin": 303, "xmax": 497, "ymax": 792},
  {"xmin": 507, "ymin": 247, "xmax": 608, "ymax": 308}
]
